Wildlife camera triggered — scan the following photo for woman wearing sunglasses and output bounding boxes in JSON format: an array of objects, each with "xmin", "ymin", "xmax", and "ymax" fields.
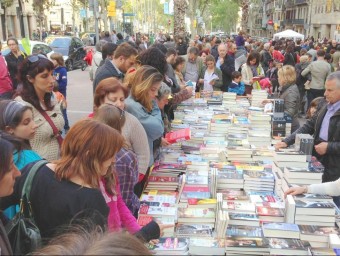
[{"xmin": 14, "ymin": 54, "xmax": 65, "ymax": 161}]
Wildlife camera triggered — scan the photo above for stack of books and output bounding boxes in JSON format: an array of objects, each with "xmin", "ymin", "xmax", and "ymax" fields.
[
  {"xmin": 262, "ymin": 222, "xmax": 300, "ymax": 239},
  {"xmin": 251, "ymin": 90, "xmax": 268, "ymax": 107},
  {"xmin": 222, "ymin": 92, "xmax": 237, "ymax": 106},
  {"xmin": 267, "ymin": 237, "xmax": 311, "ymax": 255},
  {"xmin": 225, "ymin": 146, "xmax": 253, "ymax": 162},
  {"xmin": 216, "ymin": 166, "xmax": 244, "ymax": 190},
  {"xmin": 299, "ymin": 225, "xmax": 340, "ymax": 248},
  {"xmin": 243, "ymin": 168, "xmax": 275, "ymax": 193}
]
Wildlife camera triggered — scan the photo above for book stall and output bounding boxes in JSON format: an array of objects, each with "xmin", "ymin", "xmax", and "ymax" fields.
[{"xmin": 139, "ymin": 91, "xmax": 340, "ymax": 256}]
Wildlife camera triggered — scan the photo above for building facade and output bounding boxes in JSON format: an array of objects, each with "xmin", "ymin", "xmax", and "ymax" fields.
[
  {"xmin": 0, "ymin": 0, "xmax": 36, "ymax": 41},
  {"xmin": 309, "ymin": 0, "xmax": 340, "ymax": 40}
]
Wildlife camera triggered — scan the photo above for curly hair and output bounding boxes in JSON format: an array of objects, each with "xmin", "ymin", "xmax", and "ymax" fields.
[{"xmin": 138, "ymin": 47, "xmax": 168, "ymax": 75}]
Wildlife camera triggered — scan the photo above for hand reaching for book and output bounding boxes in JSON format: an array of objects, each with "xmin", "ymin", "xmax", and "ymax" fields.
[
  {"xmin": 275, "ymin": 142, "xmax": 288, "ymax": 150},
  {"xmin": 161, "ymin": 137, "xmax": 171, "ymax": 147},
  {"xmin": 284, "ymin": 186, "xmax": 308, "ymax": 198}
]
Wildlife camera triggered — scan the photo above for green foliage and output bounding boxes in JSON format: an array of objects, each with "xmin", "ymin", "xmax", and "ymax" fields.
[
  {"xmin": 204, "ymin": 0, "xmax": 240, "ymax": 33},
  {"xmin": 0, "ymin": 0, "xmax": 14, "ymax": 8}
]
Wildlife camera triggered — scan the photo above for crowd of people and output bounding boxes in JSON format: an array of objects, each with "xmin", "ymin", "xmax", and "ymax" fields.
[{"xmin": 0, "ymin": 29, "xmax": 340, "ymax": 254}]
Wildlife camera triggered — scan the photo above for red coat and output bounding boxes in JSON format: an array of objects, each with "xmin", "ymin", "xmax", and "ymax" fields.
[{"xmin": 0, "ymin": 55, "xmax": 13, "ymax": 94}]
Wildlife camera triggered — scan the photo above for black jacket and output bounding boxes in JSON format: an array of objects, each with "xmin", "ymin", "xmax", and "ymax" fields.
[
  {"xmin": 284, "ymin": 104, "xmax": 340, "ymax": 182},
  {"xmin": 220, "ymin": 54, "xmax": 235, "ymax": 92},
  {"xmin": 93, "ymin": 59, "xmax": 123, "ymax": 91},
  {"xmin": 5, "ymin": 52, "xmax": 27, "ymax": 89}
]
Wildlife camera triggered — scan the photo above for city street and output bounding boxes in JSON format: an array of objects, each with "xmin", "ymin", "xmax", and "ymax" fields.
[{"xmin": 66, "ymin": 67, "xmax": 93, "ymax": 125}]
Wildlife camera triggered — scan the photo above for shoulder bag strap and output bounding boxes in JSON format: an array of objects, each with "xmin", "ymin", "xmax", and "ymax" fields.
[
  {"xmin": 21, "ymin": 160, "xmax": 48, "ymax": 200},
  {"xmin": 38, "ymin": 109, "xmax": 63, "ymax": 147}
]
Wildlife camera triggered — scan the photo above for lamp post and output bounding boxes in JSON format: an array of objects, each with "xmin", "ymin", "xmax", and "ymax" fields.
[{"xmin": 209, "ymin": 15, "xmax": 212, "ymax": 34}]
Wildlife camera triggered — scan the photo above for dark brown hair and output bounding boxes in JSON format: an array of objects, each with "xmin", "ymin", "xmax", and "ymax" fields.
[
  {"xmin": 15, "ymin": 56, "xmax": 55, "ymax": 111},
  {"xmin": 246, "ymin": 51, "xmax": 260, "ymax": 66},
  {"xmin": 113, "ymin": 42, "xmax": 138, "ymax": 59}
]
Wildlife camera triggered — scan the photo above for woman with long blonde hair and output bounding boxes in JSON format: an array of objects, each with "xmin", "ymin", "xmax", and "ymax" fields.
[{"xmin": 125, "ymin": 65, "xmax": 164, "ymax": 195}]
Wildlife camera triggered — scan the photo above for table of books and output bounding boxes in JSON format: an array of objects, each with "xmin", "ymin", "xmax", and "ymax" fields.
[{"xmin": 139, "ymin": 91, "xmax": 340, "ymax": 256}]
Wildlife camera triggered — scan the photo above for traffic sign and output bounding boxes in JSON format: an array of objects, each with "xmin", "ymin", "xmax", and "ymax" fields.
[{"xmin": 123, "ymin": 13, "xmax": 135, "ymax": 16}]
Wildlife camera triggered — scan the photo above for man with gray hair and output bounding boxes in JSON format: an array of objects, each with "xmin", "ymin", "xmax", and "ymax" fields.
[
  {"xmin": 89, "ymin": 40, "xmax": 107, "ymax": 82},
  {"xmin": 183, "ymin": 47, "xmax": 205, "ymax": 84},
  {"xmin": 260, "ymin": 42, "xmax": 272, "ymax": 74},
  {"xmin": 276, "ymin": 71, "xmax": 340, "ymax": 206}
]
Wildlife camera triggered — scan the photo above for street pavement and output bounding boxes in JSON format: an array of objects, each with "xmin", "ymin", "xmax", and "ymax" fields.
[{"xmin": 66, "ymin": 66, "xmax": 93, "ymax": 126}]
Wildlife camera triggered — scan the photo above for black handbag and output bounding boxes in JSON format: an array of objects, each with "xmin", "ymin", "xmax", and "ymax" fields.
[{"xmin": 6, "ymin": 160, "xmax": 48, "ymax": 255}]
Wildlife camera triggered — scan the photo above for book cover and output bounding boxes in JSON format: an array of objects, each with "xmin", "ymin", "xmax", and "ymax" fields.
[
  {"xmin": 256, "ymin": 206, "xmax": 284, "ymax": 217},
  {"xmin": 224, "ymin": 201, "xmax": 256, "ymax": 212},
  {"xmin": 176, "ymin": 224, "xmax": 213, "ymax": 237},
  {"xmin": 263, "ymin": 222, "xmax": 300, "ymax": 232},
  {"xmin": 226, "ymin": 225, "xmax": 263, "ymax": 238},
  {"xmin": 229, "ymin": 213, "xmax": 259, "ymax": 221},
  {"xmin": 148, "ymin": 176, "xmax": 179, "ymax": 183},
  {"xmin": 148, "ymin": 237, "xmax": 189, "ymax": 251},
  {"xmin": 177, "ymin": 208, "xmax": 215, "ymax": 219},
  {"xmin": 165, "ymin": 128, "xmax": 191, "ymax": 144},
  {"xmin": 268, "ymin": 237, "xmax": 310, "ymax": 250},
  {"xmin": 225, "ymin": 237, "xmax": 269, "ymax": 248},
  {"xmin": 295, "ymin": 200, "xmax": 335, "ymax": 210},
  {"xmin": 299, "ymin": 225, "xmax": 340, "ymax": 236},
  {"xmin": 138, "ymin": 205, "xmax": 177, "ymax": 216}
]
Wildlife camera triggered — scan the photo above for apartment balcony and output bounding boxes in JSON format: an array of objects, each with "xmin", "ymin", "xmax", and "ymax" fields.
[
  {"xmin": 284, "ymin": 19, "xmax": 305, "ymax": 25},
  {"xmin": 295, "ymin": 0, "xmax": 308, "ymax": 5},
  {"xmin": 284, "ymin": 0, "xmax": 295, "ymax": 8}
]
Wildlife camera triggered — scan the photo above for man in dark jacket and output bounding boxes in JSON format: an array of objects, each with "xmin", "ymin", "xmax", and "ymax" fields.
[
  {"xmin": 276, "ymin": 71, "xmax": 340, "ymax": 204},
  {"xmin": 93, "ymin": 42, "xmax": 137, "ymax": 91},
  {"xmin": 220, "ymin": 43, "xmax": 236, "ymax": 92}
]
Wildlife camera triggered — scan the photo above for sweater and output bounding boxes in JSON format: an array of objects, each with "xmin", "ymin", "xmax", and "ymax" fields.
[
  {"xmin": 15, "ymin": 96, "xmax": 65, "ymax": 161},
  {"xmin": 308, "ymin": 178, "xmax": 340, "ymax": 196},
  {"xmin": 99, "ymin": 178, "xmax": 160, "ymax": 242},
  {"xmin": 53, "ymin": 66, "xmax": 68, "ymax": 97},
  {"xmin": 125, "ymin": 97, "xmax": 164, "ymax": 167},
  {"xmin": 122, "ymin": 112, "xmax": 150, "ymax": 175},
  {"xmin": 0, "ymin": 163, "xmax": 109, "ymax": 240},
  {"xmin": 88, "ymin": 111, "xmax": 150, "ymax": 176},
  {"xmin": 89, "ymin": 51, "xmax": 103, "ymax": 81}
]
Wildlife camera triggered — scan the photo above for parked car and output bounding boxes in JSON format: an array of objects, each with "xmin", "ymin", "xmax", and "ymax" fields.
[
  {"xmin": 49, "ymin": 36, "xmax": 86, "ymax": 71},
  {"xmin": 81, "ymin": 32, "xmax": 96, "ymax": 46},
  {"xmin": 1, "ymin": 40, "xmax": 54, "ymax": 58}
]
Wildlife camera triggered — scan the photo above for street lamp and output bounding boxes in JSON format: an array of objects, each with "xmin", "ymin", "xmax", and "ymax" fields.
[{"xmin": 209, "ymin": 15, "xmax": 212, "ymax": 34}]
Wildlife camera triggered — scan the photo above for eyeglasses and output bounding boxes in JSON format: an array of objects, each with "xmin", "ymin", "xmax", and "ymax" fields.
[
  {"xmin": 28, "ymin": 54, "xmax": 47, "ymax": 63},
  {"xmin": 103, "ymin": 103, "xmax": 125, "ymax": 120}
]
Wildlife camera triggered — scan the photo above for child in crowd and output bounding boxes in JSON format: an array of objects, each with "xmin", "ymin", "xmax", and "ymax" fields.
[
  {"xmin": 53, "ymin": 83, "xmax": 67, "ymax": 112},
  {"xmin": 306, "ymin": 97, "xmax": 327, "ymax": 119},
  {"xmin": 228, "ymin": 71, "xmax": 245, "ymax": 95},
  {"xmin": 50, "ymin": 53, "xmax": 69, "ymax": 132},
  {"xmin": 266, "ymin": 61, "xmax": 281, "ymax": 94},
  {"xmin": 0, "ymin": 100, "xmax": 41, "ymax": 219}
]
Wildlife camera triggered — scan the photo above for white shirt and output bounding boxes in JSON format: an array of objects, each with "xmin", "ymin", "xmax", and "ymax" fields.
[{"xmin": 203, "ymin": 70, "xmax": 219, "ymax": 91}]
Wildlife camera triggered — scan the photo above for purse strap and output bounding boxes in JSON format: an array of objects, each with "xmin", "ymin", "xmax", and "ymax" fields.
[
  {"xmin": 21, "ymin": 160, "xmax": 48, "ymax": 200},
  {"xmin": 38, "ymin": 109, "xmax": 63, "ymax": 147}
]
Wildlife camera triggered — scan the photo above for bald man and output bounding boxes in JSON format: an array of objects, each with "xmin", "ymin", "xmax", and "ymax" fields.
[{"xmin": 216, "ymin": 43, "xmax": 227, "ymax": 70}]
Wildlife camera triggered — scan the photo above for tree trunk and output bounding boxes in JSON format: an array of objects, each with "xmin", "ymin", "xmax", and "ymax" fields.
[
  {"xmin": 173, "ymin": 0, "xmax": 187, "ymax": 39},
  {"xmin": 100, "ymin": 0, "xmax": 108, "ymax": 31},
  {"xmin": 188, "ymin": 0, "xmax": 197, "ymax": 37},
  {"xmin": 240, "ymin": 0, "xmax": 249, "ymax": 32}
]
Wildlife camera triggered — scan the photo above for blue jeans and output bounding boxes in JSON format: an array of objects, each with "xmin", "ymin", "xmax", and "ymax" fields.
[{"xmin": 62, "ymin": 108, "xmax": 70, "ymax": 130}]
